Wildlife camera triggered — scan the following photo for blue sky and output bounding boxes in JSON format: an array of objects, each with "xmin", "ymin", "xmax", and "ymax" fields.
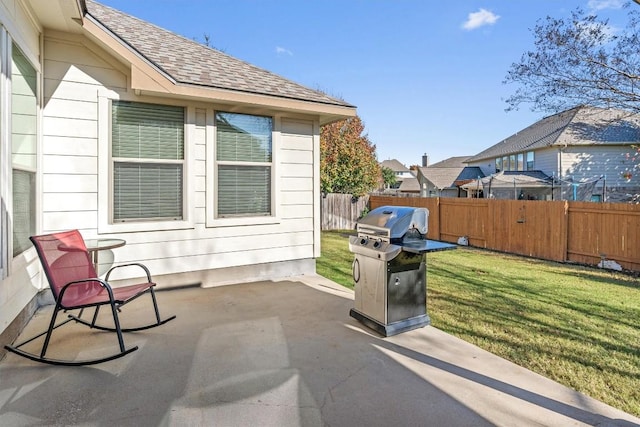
[{"xmin": 97, "ymin": 0, "xmax": 632, "ymax": 167}]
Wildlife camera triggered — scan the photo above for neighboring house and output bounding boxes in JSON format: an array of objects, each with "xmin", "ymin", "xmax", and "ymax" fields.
[
  {"xmin": 380, "ymin": 159, "xmax": 414, "ymax": 190},
  {"xmin": 397, "ymin": 177, "xmax": 420, "ymax": 194},
  {"xmin": 0, "ymin": 1, "xmax": 355, "ymax": 342},
  {"xmin": 465, "ymin": 106, "xmax": 640, "ymax": 202},
  {"xmin": 416, "ymin": 156, "xmax": 484, "ymax": 198}
]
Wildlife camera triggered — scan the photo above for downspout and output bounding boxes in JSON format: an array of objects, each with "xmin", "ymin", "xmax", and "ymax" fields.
[
  {"xmin": 559, "ymin": 144, "xmax": 566, "ymax": 200},
  {"xmin": 558, "ymin": 147, "xmax": 563, "ymax": 182}
]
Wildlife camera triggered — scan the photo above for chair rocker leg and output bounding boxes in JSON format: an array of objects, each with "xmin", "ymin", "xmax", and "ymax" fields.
[
  {"xmin": 4, "ymin": 304, "xmax": 139, "ymax": 366},
  {"xmin": 67, "ymin": 288, "xmax": 176, "ymax": 332},
  {"xmin": 4, "ymin": 344, "xmax": 138, "ymax": 366}
]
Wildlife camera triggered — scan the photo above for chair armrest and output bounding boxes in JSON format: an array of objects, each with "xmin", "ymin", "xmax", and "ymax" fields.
[
  {"xmin": 57, "ymin": 277, "xmax": 115, "ymax": 304},
  {"xmin": 105, "ymin": 263, "xmax": 153, "ymax": 283}
]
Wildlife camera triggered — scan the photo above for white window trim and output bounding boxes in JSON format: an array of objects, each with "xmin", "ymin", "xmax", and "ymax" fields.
[
  {"xmin": 0, "ymin": 27, "xmax": 43, "ymax": 277},
  {"xmin": 0, "ymin": 27, "xmax": 10, "ymax": 279},
  {"xmin": 205, "ymin": 109, "xmax": 280, "ymax": 228},
  {"xmin": 97, "ymin": 92, "xmax": 194, "ymax": 234}
]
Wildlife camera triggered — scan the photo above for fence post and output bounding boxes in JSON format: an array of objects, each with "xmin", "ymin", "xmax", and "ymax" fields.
[
  {"xmin": 434, "ymin": 197, "xmax": 441, "ymax": 240},
  {"xmin": 562, "ymin": 200, "xmax": 569, "ymax": 262}
]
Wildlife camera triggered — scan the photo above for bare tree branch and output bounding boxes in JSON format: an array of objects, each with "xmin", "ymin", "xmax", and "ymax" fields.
[{"xmin": 504, "ymin": 6, "xmax": 640, "ymax": 114}]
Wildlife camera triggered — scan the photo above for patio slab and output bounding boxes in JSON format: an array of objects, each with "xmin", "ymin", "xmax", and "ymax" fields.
[{"xmin": 0, "ymin": 275, "xmax": 638, "ymax": 426}]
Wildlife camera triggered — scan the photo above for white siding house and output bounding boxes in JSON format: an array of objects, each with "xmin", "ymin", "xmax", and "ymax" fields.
[
  {"xmin": 0, "ymin": 0, "xmax": 356, "ymax": 346},
  {"xmin": 379, "ymin": 159, "xmax": 414, "ymax": 190}
]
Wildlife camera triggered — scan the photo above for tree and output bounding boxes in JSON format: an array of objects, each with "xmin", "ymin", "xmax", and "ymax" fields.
[
  {"xmin": 504, "ymin": 5, "xmax": 640, "ymax": 114},
  {"xmin": 381, "ymin": 166, "xmax": 397, "ymax": 189},
  {"xmin": 320, "ymin": 116, "xmax": 380, "ymax": 197}
]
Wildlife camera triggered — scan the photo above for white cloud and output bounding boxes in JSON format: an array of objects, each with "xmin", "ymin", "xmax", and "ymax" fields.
[
  {"xmin": 587, "ymin": 0, "xmax": 625, "ymax": 11},
  {"xmin": 276, "ymin": 46, "xmax": 293, "ymax": 56},
  {"xmin": 462, "ymin": 8, "xmax": 500, "ymax": 31}
]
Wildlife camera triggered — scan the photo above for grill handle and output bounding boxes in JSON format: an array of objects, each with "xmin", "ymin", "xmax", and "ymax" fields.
[{"xmin": 352, "ymin": 258, "xmax": 360, "ymax": 283}]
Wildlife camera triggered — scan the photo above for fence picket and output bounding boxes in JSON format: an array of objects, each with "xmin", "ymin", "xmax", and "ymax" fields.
[
  {"xmin": 369, "ymin": 195, "xmax": 639, "ymax": 272},
  {"xmin": 320, "ymin": 193, "xmax": 369, "ymax": 231}
]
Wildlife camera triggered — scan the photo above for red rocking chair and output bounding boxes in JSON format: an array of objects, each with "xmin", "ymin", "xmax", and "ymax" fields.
[{"xmin": 4, "ymin": 230, "xmax": 176, "ymax": 366}]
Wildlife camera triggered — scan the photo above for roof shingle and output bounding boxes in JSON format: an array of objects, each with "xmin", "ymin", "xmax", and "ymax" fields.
[
  {"xmin": 85, "ymin": 1, "xmax": 353, "ymax": 108},
  {"xmin": 380, "ymin": 159, "xmax": 410, "ymax": 172},
  {"xmin": 467, "ymin": 106, "xmax": 640, "ymax": 162}
]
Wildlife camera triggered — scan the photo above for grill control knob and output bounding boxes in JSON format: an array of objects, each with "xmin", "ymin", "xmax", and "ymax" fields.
[
  {"xmin": 373, "ymin": 241, "xmax": 381, "ymax": 248},
  {"xmin": 360, "ymin": 238, "xmax": 368, "ymax": 245}
]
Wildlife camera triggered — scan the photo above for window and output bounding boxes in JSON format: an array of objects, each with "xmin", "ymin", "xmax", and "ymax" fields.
[
  {"xmin": 526, "ymin": 151, "xmax": 534, "ymax": 170},
  {"xmin": 215, "ymin": 112, "xmax": 272, "ymax": 217},
  {"xmin": 509, "ymin": 155, "xmax": 516, "ymax": 171},
  {"xmin": 517, "ymin": 153, "xmax": 524, "ymax": 171},
  {"xmin": 111, "ymin": 101, "xmax": 185, "ymax": 222},
  {"xmin": 11, "ymin": 44, "xmax": 37, "ymax": 256},
  {"xmin": 502, "ymin": 156, "xmax": 509, "ymax": 171},
  {"xmin": 495, "ymin": 157, "xmax": 502, "ymax": 172}
]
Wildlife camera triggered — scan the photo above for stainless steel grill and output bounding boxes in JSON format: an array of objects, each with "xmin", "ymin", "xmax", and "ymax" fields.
[{"xmin": 349, "ymin": 205, "xmax": 431, "ymax": 336}]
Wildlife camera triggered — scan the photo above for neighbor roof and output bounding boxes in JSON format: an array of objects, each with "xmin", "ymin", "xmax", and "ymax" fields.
[
  {"xmin": 456, "ymin": 166, "xmax": 485, "ymax": 182},
  {"xmin": 467, "ymin": 106, "xmax": 640, "ymax": 162},
  {"xmin": 462, "ymin": 170, "xmax": 554, "ymax": 190},
  {"xmin": 419, "ymin": 168, "xmax": 462, "ymax": 190},
  {"xmin": 398, "ymin": 177, "xmax": 420, "ymax": 192},
  {"xmin": 418, "ymin": 156, "xmax": 483, "ymax": 189},
  {"xmin": 85, "ymin": 1, "xmax": 353, "ymax": 108},
  {"xmin": 428, "ymin": 156, "xmax": 471, "ymax": 168},
  {"xmin": 380, "ymin": 159, "xmax": 410, "ymax": 172}
]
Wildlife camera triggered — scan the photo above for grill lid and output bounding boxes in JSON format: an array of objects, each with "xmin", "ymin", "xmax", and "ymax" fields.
[{"xmin": 357, "ymin": 206, "xmax": 428, "ymax": 240}]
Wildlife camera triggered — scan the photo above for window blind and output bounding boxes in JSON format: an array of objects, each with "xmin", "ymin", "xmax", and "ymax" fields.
[
  {"xmin": 215, "ymin": 112, "xmax": 272, "ymax": 217},
  {"xmin": 216, "ymin": 113, "xmax": 271, "ymax": 162},
  {"xmin": 112, "ymin": 102, "xmax": 184, "ymax": 160},
  {"xmin": 218, "ymin": 165, "xmax": 271, "ymax": 216},
  {"xmin": 112, "ymin": 101, "xmax": 184, "ymax": 221},
  {"xmin": 11, "ymin": 44, "xmax": 37, "ymax": 256},
  {"xmin": 12, "ymin": 170, "xmax": 35, "ymax": 256},
  {"xmin": 114, "ymin": 163, "xmax": 183, "ymax": 221}
]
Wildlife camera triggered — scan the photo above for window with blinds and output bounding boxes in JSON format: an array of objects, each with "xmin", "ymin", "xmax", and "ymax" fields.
[
  {"xmin": 215, "ymin": 112, "xmax": 272, "ymax": 217},
  {"xmin": 111, "ymin": 101, "xmax": 185, "ymax": 222},
  {"xmin": 11, "ymin": 43, "xmax": 37, "ymax": 256},
  {"xmin": 526, "ymin": 151, "xmax": 535, "ymax": 170}
]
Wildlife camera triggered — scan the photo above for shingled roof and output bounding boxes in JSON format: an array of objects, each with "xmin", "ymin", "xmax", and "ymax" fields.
[
  {"xmin": 85, "ymin": 1, "xmax": 353, "ymax": 108},
  {"xmin": 462, "ymin": 171, "xmax": 554, "ymax": 190},
  {"xmin": 380, "ymin": 159, "xmax": 410, "ymax": 173},
  {"xmin": 417, "ymin": 156, "xmax": 482, "ymax": 190},
  {"xmin": 467, "ymin": 106, "xmax": 640, "ymax": 162},
  {"xmin": 418, "ymin": 167, "xmax": 462, "ymax": 190},
  {"xmin": 428, "ymin": 156, "xmax": 471, "ymax": 168}
]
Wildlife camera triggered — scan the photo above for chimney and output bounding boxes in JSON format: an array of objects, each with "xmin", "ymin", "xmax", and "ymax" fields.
[{"xmin": 422, "ymin": 153, "xmax": 429, "ymax": 167}]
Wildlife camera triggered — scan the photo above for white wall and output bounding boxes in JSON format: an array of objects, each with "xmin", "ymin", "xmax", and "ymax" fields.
[
  {"xmin": 531, "ymin": 148, "xmax": 559, "ymax": 178},
  {"xmin": 0, "ymin": 0, "xmax": 42, "ymax": 336},
  {"xmin": 40, "ymin": 31, "xmax": 320, "ymax": 287},
  {"xmin": 561, "ymin": 145, "xmax": 637, "ymax": 185},
  {"xmin": 1, "ymin": 12, "xmax": 325, "ymax": 337}
]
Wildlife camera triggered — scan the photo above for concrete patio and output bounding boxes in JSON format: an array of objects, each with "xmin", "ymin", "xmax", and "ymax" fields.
[{"xmin": 0, "ymin": 275, "xmax": 638, "ymax": 426}]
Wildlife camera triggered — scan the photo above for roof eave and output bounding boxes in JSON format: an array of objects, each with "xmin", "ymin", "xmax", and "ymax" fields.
[
  {"xmin": 27, "ymin": 0, "xmax": 86, "ymax": 33},
  {"xmin": 82, "ymin": 14, "xmax": 356, "ymax": 124}
]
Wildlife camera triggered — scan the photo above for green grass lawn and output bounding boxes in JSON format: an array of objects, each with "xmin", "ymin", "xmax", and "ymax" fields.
[{"xmin": 317, "ymin": 230, "xmax": 640, "ymax": 417}]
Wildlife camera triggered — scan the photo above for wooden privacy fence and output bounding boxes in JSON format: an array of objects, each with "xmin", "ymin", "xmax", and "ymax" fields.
[
  {"xmin": 370, "ymin": 195, "xmax": 640, "ymax": 272},
  {"xmin": 321, "ymin": 193, "xmax": 369, "ymax": 230}
]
